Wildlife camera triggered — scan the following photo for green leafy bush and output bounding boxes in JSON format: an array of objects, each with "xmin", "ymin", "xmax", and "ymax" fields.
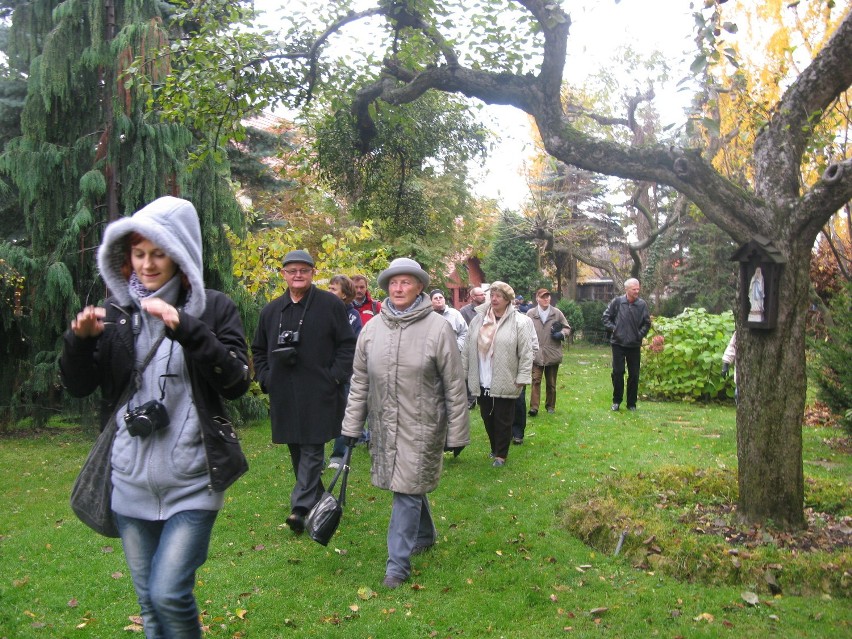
[
  {"xmin": 810, "ymin": 282, "xmax": 852, "ymax": 434},
  {"xmin": 577, "ymin": 299, "xmax": 610, "ymax": 344},
  {"xmin": 642, "ymin": 308, "xmax": 735, "ymax": 401}
]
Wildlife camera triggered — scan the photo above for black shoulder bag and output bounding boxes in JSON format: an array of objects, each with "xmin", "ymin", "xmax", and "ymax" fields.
[
  {"xmin": 69, "ymin": 333, "xmax": 165, "ymax": 537},
  {"xmin": 305, "ymin": 445, "xmax": 353, "ymax": 546}
]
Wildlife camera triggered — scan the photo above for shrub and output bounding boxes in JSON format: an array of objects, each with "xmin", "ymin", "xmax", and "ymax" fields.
[
  {"xmin": 810, "ymin": 282, "xmax": 852, "ymax": 434},
  {"xmin": 577, "ymin": 299, "xmax": 609, "ymax": 344},
  {"xmin": 642, "ymin": 308, "xmax": 735, "ymax": 401}
]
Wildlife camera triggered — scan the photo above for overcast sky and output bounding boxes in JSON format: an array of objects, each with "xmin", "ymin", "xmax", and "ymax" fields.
[{"xmin": 474, "ymin": 0, "xmax": 697, "ymax": 210}]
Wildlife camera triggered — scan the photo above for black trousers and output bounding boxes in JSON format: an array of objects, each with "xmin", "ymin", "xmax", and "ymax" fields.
[
  {"xmin": 479, "ymin": 390, "xmax": 515, "ymax": 460},
  {"xmin": 611, "ymin": 344, "xmax": 641, "ymax": 408},
  {"xmin": 512, "ymin": 386, "xmax": 526, "ymax": 440}
]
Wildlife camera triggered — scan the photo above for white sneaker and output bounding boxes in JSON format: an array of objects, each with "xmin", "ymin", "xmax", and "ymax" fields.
[{"xmin": 328, "ymin": 458, "xmax": 342, "ymax": 470}]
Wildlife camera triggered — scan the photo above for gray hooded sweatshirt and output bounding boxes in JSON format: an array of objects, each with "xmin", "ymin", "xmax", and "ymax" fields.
[{"xmin": 98, "ymin": 196, "xmax": 223, "ymax": 519}]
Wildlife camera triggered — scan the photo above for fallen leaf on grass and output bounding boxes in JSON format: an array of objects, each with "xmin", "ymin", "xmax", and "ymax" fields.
[
  {"xmin": 741, "ymin": 591, "xmax": 759, "ymax": 606},
  {"xmin": 693, "ymin": 612, "xmax": 714, "ymax": 622},
  {"xmin": 67, "ymin": 598, "xmax": 78, "ymax": 608},
  {"xmin": 589, "ymin": 607, "xmax": 608, "ymax": 616},
  {"xmin": 357, "ymin": 586, "xmax": 377, "ymax": 600}
]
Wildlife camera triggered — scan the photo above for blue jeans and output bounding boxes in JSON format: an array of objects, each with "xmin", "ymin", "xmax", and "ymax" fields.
[{"xmin": 115, "ymin": 510, "xmax": 218, "ymax": 639}]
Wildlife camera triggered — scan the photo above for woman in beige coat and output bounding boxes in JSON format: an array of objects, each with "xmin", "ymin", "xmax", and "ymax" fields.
[
  {"xmin": 341, "ymin": 258, "xmax": 470, "ymax": 589},
  {"xmin": 464, "ymin": 281, "xmax": 535, "ymax": 467}
]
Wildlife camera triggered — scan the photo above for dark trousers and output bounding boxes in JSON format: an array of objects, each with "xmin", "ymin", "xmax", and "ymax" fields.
[
  {"xmin": 611, "ymin": 344, "xmax": 641, "ymax": 408},
  {"xmin": 479, "ymin": 390, "xmax": 515, "ymax": 460},
  {"xmin": 287, "ymin": 443, "xmax": 325, "ymax": 515},
  {"xmin": 512, "ymin": 386, "xmax": 527, "ymax": 440},
  {"xmin": 530, "ymin": 363, "xmax": 559, "ymax": 412}
]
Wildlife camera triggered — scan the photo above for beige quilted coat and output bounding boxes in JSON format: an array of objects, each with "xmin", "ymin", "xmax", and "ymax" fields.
[
  {"xmin": 463, "ymin": 305, "xmax": 535, "ymax": 399},
  {"xmin": 341, "ymin": 296, "xmax": 470, "ymax": 494}
]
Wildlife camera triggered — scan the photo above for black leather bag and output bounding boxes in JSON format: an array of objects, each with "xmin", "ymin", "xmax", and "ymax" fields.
[
  {"xmin": 306, "ymin": 446, "xmax": 352, "ymax": 546},
  {"xmin": 69, "ymin": 335, "xmax": 164, "ymax": 537}
]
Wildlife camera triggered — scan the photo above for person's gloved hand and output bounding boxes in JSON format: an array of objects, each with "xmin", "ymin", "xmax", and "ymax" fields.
[
  {"xmin": 342, "ymin": 435, "xmax": 360, "ymax": 448},
  {"xmin": 551, "ymin": 330, "xmax": 565, "ymax": 341},
  {"xmin": 721, "ymin": 362, "xmax": 730, "ymax": 378}
]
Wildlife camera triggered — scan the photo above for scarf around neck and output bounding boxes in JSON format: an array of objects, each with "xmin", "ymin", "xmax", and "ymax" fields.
[{"xmin": 477, "ymin": 305, "xmax": 510, "ymax": 360}]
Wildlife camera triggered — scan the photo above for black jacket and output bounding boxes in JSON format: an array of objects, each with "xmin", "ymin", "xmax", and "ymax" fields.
[
  {"xmin": 252, "ymin": 285, "xmax": 356, "ymax": 445},
  {"xmin": 602, "ymin": 295, "xmax": 651, "ymax": 348},
  {"xmin": 60, "ymin": 289, "xmax": 251, "ymax": 492}
]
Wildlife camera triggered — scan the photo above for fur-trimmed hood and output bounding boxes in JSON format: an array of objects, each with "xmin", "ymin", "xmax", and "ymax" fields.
[{"xmin": 97, "ymin": 196, "xmax": 206, "ymax": 316}]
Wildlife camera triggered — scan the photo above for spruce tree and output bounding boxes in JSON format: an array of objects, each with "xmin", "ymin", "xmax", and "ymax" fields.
[{"xmin": 0, "ymin": 0, "xmax": 246, "ymax": 426}]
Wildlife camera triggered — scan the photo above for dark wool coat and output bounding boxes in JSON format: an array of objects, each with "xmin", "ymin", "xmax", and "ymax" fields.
[
  {"xmin": 252, "ymin": 285, "xmax": 356, "ymax": 445},
  {"xmin": 60, "ymin": 290, "xmax": 251, "ymax": 492}
]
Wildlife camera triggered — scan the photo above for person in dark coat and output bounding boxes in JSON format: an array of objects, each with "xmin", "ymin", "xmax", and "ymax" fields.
[
  {"xmin": 61, "ymin": 196, "xmax": 251, "ymax": 638},
  {"xmin": 252, "ymin": 250, "xmax": 356, "ymax": 533},
  {"xmin": 602, "ymin": 278, "xmax": 652, "ymax": 411}
]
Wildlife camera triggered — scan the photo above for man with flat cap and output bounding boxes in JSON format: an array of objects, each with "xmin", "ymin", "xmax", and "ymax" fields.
[{"xmin": 252, "ymin": 250, "xmax": 356, "ymax": 533}]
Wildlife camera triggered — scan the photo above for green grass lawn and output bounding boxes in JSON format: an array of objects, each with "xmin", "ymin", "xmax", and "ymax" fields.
[{"xmin": 1, "ymin": 344, "xmax": 849, "ymax": 638}]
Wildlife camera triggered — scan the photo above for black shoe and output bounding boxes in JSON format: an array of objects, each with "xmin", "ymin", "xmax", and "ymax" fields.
[
  {"xmin": 546, "ymin": 408, "xmax": 555, "ymax": 414},
  {"xmin": 285, "ymin": 513, "xmax": 305, "ymax": 534},
  {"xmin": 627, "ymin": 406, "xmax": 637, "ymax": 412},
  {"xmin": 528, "ymin": 409, "xmax": 538, "ymax": 417},
  {"xmin": 512, "ymin": 437, "xmax": 523, "ymax": 445},
  {"xmin": 611, "ymin": 403, "xmax": 620, "ymax": 411}
]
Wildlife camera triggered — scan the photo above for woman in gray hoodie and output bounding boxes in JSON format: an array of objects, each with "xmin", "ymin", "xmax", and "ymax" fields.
[{"xmin": 61, "ymin": 197, "xmax": 250, "ymax": 639}]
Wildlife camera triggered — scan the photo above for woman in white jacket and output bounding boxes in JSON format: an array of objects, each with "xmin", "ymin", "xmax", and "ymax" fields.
[{"xmin": 463, "ymin": 281, "xmax": 535, "ymax": 467}]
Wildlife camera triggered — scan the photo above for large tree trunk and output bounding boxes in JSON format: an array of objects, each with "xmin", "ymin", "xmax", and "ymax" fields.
[{"xmin": 736, "ymin": 240, "xmax": 811, "ymax": 529}]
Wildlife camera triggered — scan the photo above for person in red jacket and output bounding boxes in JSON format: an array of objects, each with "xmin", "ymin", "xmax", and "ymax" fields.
[{"xmin": 352, "ymin": 274, "xmax": 382, "ymax": 325}]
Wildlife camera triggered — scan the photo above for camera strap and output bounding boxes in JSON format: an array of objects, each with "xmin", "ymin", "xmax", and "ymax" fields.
[
  {"xmin": 278, "ymin": 284, "xmax": 316, "ymax": 337},
  {"xmin": 130, "ymin": 334, "xmax": 166, "ymax": 398}
]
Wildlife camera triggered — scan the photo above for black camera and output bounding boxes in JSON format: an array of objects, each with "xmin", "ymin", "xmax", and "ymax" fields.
[
  {"xmin": 124, "ymin": 399, "xmax": 170, "ymax": 438},
  {"xmin": 272, "ymin": 346, "xmax": 299, "ymax": 366},
  {"xmin": 278, "ymin": 330, "xmax": 301, "ymax": 346}
]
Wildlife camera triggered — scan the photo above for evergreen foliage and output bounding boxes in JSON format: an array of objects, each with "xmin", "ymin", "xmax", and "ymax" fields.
[
  {"xmin": 0, "ymin": 0, "xmax": 252, "ymax": 426},
  {"xmin": 481, "ymin": 212, "xmax": 547, "ymax": 297},
  {"xmin": 810, "ymin": 282, "xmax": 852, "ymax": 434},
  {"xmin": 577, "ymin": 299, "xmax": 609, "ymax": 344}
]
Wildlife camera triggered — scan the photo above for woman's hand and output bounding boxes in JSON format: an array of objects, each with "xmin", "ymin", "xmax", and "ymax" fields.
[
  {"xmin": 141, "ymin": 298, "xmax": 181, "ymax": 330},
  {"xmin": 71, "ymin": 305, "xmax": 106, "ymax": 338}
]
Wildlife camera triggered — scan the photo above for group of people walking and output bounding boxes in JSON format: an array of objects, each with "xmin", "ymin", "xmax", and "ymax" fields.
[{"xmin": 62, "ymin": 196, "xmax": 653, "ymax": 637}]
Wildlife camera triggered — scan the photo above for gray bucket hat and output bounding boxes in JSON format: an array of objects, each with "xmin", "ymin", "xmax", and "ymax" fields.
[{"xmin": 377, "ymin": 257, "xmax": 430, "ymax": 291}]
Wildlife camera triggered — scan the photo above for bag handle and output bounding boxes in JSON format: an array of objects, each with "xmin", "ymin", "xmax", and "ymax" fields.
[{"xmin": 326, "ymin": 445, "xmax": 353, "ymax": 506}]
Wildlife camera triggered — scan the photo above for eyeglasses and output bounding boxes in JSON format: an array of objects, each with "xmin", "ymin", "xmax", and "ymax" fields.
[{"xmin": 283, "ymin": 267, "xmax": 313, "ymax": 276}]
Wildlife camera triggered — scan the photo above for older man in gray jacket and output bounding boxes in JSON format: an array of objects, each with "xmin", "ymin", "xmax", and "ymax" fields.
[{"xmin": 341, "ymin": 258, "xmax": 470, "ymax": 590}]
